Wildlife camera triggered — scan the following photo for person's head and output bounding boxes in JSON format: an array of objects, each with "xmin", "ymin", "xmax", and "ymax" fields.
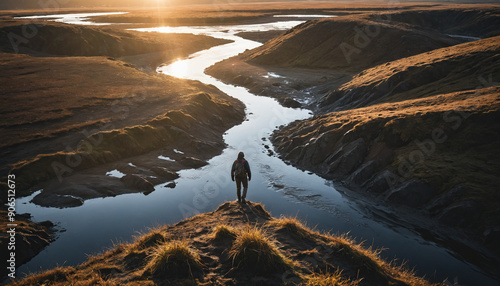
[{"xmin": 238, "ymin": 151, "xmax": 244, "ymax": 160}]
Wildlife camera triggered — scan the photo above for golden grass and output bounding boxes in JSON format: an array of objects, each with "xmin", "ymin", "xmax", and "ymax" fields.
[
  {"xmin": 71, "ymin": 273, "xmax": 120, "ymax": 286},
  {"xmin": 324, "ymin": 233, "xmax": 436, "ymax": 286},
  {"xmin": 131, "ymin": 227, "xmax": 168, "ymax": 251},
  {"xmin": 328, "ymin": 233, "xmax": 385, "ymax": 273},
  {"xmin": 303, "ymin": 271, "xmax": 360, "ymax": 286},
  {"xmin": 229, "ymin": 225, "xmax": 293, "ymax": 274},
  {"xmin": 211, "ymin": 224, "xmax": 238, "ymax": 241},
  {"xmin": 268, "ymin": 215, "xmax": 314, "ymax": 239},
  {"xmin": 145, "ymin": 240, "xmax": 202, "ymax": 277},
  {"xmin": 11, "ymin": 266, "xmax": 74, "ymax": 286},
  {"xmin": 11, "ymin": 202, "xmax": 439, "ymax": 286}
]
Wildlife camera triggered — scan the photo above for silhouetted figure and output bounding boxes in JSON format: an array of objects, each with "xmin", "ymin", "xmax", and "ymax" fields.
[{"xmin": 231, "ymin": 151, "xmax": 251, "ymax": 203}]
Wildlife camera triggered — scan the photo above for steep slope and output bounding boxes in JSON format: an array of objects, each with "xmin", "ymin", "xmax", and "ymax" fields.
[{"xmin": 319, "ymin": 36, "xmax": 500, "ymax": 111}]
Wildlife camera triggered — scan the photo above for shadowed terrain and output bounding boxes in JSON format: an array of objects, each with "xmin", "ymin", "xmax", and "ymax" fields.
[{"xmin": 10, "ymin": 201, "xmax": 439, "ymax": 286}]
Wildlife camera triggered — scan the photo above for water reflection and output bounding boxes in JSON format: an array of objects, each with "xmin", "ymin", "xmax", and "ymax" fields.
[{"xmin": 15, "ymin": 12, "xmax": 128, "ymax": 26}]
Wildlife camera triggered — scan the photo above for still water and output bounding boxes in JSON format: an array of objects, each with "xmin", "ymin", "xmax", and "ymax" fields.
[{"xmin": 15, "ymin": 14, "xmax": 497, "ymax": 285}]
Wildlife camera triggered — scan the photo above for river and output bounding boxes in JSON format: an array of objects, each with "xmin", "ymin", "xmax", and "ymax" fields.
[{"xmin": 14, "ymin": 13, "xmax": 497, "ymax": 285}]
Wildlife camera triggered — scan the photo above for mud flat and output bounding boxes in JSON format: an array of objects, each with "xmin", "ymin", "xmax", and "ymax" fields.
[{"xmin": 11, "ymin": 201, "xmax": 437, "ymax": 286}]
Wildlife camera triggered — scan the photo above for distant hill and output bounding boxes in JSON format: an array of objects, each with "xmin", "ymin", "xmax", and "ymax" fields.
[
  {"xmin": 319, "ymin": 35, "xmax": 500, "ymax": 111},
  {"xmin": 239, "ymin": 7, "xmax": 500, "ymax": 72}
]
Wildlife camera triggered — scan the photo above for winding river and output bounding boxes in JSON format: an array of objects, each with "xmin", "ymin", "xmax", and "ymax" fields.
[{"xmin": 15, "ymin": 13, "xmax": 497, "ymax": 285}]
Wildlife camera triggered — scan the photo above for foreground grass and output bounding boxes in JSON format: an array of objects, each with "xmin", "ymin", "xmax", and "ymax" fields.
[
  {"xmin": 146, "ymin": 240, "xmax": 203, "ymax": 277},
  {"xmin": 229, "ymin": 225, "xmax": 295, "ymax": 274},
  {"xmin": 11, "ymin": 201, "xmax": 441, "ymax": 286}
]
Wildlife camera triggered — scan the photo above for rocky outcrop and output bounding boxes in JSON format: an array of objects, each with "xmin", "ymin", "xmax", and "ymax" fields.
[{"xmin": 121, "ymin": 174, "xmax": 155, "ymax": 193}]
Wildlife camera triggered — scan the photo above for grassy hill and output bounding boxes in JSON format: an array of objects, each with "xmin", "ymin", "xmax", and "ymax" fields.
[
  {"xmin": 240, "ymin": 14, "xmax": 460, "ymax": 72},
  {"xmin": 10, "ymin": 201, "xmax": 438, "ymax": 286},
  {"xmin": 319, "ymin": 36, "xmax": 500, "ymax": 111}
]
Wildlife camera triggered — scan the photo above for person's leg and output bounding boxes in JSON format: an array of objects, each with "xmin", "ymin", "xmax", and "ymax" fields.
[
  {"xmin": 241, "ymin": 176, "xmax": 248, "ymax": 203},
  {"xmin": 236, "ymin": 177, "xmax": 242, "ymax": 202}
]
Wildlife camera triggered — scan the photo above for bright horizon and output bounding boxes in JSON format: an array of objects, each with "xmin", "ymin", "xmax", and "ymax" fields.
[{"xmin": 1, "ymin": 0, "xmax": 496, "ymax": 10}]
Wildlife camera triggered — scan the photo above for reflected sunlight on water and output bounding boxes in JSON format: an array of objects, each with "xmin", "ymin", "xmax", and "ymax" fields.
[{"xmin": 166, "ymin": 58, "xmax": 190, "ymax": 78}]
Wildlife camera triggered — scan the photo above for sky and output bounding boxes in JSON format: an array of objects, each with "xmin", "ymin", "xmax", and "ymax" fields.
[{"xmin": 1, "ymin": 0, "xmax": 497, "ymax": 10}]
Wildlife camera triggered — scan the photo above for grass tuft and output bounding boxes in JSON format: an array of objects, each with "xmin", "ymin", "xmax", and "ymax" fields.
[
  {"xmin": 268, "ymin": 215, "xmax": 313, "ymax": 239},
  {"xmin": 146, "ymin": 240, "xmax": 202, "ymax": 277},
  {"xmin": 131, "ymin": 227, "xmax": 167, "ymax": 251},
  {"xmin": 303, "ymin": 271, "xmax": 360, "ymax": 286},
  {"xmin": 211, "ymin": 224, "xmax": 238, "ymax": 241},
  {"xmin": 229, "ymin": 225, "xmax": 293, "ymax": 274},
  {"xmin": 11, "ymin": 266, "xmax": 74, "ymax": 286}
]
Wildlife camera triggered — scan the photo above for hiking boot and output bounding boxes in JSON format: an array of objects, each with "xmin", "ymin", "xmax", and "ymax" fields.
[
  {"xmin": 242, "ymin": 199, "xmax": 246, "ymax": 204},
  {"xmin": 237, "ymin": 198, "xmax": 241, "ymax": 203}
]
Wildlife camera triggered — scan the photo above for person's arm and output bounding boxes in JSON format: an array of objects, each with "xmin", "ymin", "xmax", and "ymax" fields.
[
  {"xmin": 245, "ymin": 161, "xmax": 251, "ymax": 181},
  {"xmin": 231, "ymin": 161, "xmax": 236, "ymax": 181}
]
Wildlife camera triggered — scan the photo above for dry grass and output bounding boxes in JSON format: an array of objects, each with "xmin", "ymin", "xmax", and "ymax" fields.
[
  {"xmin": 130, "ymin": 226, "xmax": 168, "ymax": 251},
  {"xmin": 229, "ymin": 224, "xmax": 293, "ymax": 274},
  {"xmin": 327, "ymin": 233, "xmax": 386, "ymax": 273},
  {"xmin": 11, "ymin": 266, "xmax": 74, "ymax": 286},
  {"xmin": 303, "ymin": 271, "xmax": 360, "ymax": 286},
  {"xmin": 211, "ymin": 224, "xmax": 238, "ymax": 241},
  {"xmin": 268, "ymin": 215, "xmax": 314, "ymax": 239},
  {"xmin": 324, "ymin": 233, "xmax": 436, "ymax": 286},
  {"xmin": 10, "ymin": 201, "xmax": 440, "ymax": 285},
  {"xmin": 145, "ymin": 240, "xmax": 202, "ymax": 277}
]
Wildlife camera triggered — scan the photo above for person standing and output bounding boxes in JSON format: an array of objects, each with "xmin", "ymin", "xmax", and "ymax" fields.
[{"xmin": 231, "ymin": 151, "xmax": 251, "ymax": 203}]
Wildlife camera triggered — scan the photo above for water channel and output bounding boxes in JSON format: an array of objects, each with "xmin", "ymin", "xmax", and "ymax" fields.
[{"xmin": 14, "ymin": 13, "xmax": 497, "ymax": 285}]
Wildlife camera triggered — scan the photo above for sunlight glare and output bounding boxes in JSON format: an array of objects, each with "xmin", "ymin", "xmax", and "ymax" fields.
[{"xmin": 168, "ymin": 58, "xmax": 189, "ymax": 78}]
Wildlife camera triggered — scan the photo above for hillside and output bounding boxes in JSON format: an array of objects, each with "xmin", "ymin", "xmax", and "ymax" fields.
[
  {"xmin": 240, "ymin": 15, "xmax": 459, "ymax": 72},
  {"xmin": 0, "ymin": 19, "xmax": 230, "ymax": 71},
  {"xmin": 10, "ymin": 201, "xmax": 438, "ymax": 286},
  {"xmin": 273, "ymin": 85, "xmax": 500, "ymax": 263},
  {"xmin": 207, "ymin": 6, "xmax": 500, "ymax": 111},
  {"xmin": 240, "ymin": 7, "xmax": 500, "ymax": 72},
  {"xmin": 319, "ymin": 36, "xmax": 500, "ymax": 111},
  {"xmin": 0, "ymin": 50, "xmax": 245, "ymax": 205}
]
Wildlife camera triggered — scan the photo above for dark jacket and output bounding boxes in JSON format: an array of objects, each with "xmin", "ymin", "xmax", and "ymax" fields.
[{"xmin": 231, "ymin": 159, "xmax": 251, "ymax": 180}]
